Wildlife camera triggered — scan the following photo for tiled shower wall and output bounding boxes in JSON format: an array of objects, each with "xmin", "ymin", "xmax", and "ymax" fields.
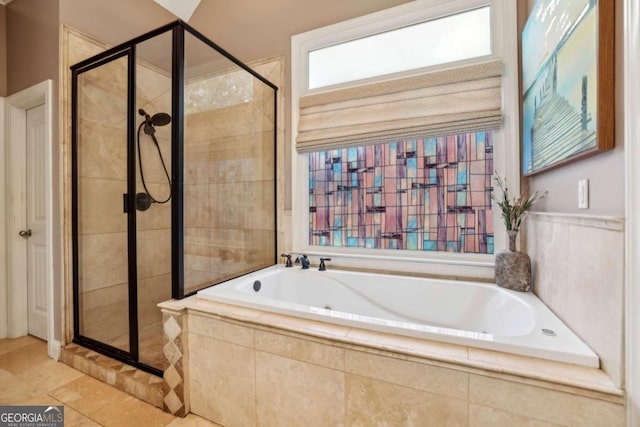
[
  {"xmin": 182, "ymin": 59, "xmax": 280, "ymax": 295},
  {"xmin": 526, "ymin": 213, "xmax": 625, "ymax": 388}
]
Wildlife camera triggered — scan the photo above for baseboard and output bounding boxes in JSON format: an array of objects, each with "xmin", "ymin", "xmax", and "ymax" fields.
[{"xmin": 48, "ymin": 339, "xmax": 61, "ymax": 361}]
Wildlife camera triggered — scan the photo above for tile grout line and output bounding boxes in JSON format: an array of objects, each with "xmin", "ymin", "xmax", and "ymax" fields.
[
  {"xmin": 343, "ymin": 344, "xmax": 347, "ymax": 424},
  {"xmin": 253, "ymin": 328, "xmax": 258, "ymax": 425},
  {"xmin": 467, "ymin": 373, "xmax": 470, "ymax": 426}
]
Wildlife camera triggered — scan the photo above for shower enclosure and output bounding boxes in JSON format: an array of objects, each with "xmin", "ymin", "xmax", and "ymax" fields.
[{"xmin": 71, "ymin": 21, "xmax": 277, "ymax": 375}]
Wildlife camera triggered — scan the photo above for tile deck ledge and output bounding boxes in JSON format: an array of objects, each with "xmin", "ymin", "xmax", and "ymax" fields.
[
  {"xmin": 528, "ymin": 212, "xmax": 624, "ymax": 231},
  {"xmin": 160, "ymin": 296, "xmax": 624, "ymax": 402}
]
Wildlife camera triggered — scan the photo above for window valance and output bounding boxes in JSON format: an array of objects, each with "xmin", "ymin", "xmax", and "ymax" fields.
[{"xmin": 296, "ymin": 60, "xmax": 502, "ymax": 153}]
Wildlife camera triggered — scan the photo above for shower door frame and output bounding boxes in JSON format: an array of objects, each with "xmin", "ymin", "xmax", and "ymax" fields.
[
  {"xmin": 71, "ymin": 23, "xmax": 178, "ymax": 377},
  {"xmin": 71, "ymin": 21, "xmax": 279, "ymax": 376},
  {"xmin": 71, "ymin": 46, "xmax": 150, "ymax": 373},
  {"xmin": 170, "ymin": 22, "xmax": 280, "ymax": 299}
]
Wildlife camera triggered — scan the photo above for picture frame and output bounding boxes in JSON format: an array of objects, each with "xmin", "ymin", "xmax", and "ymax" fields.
[{"xmin": 521, "ymin": 0, "xmax": 614, "ymax": 176}]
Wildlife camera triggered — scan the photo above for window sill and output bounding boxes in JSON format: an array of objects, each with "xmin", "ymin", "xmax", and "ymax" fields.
[{"xmin": 290, "ymin": 246, "xmax": 495, "ymax": 281}]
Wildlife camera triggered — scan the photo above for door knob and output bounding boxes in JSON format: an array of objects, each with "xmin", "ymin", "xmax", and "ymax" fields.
[{"xmin": 19, "ymin": 229, "xmax": 32, "ymax": 238}]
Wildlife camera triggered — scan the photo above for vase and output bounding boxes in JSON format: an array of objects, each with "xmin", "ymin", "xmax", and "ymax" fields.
[{"xmin": 495, "ymin": 230, "xmax": 531, "ymax": 292}]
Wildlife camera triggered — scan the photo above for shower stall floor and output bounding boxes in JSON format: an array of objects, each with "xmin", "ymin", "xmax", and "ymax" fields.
[{"xmin": 108, "ymin": 321, "xmax": 166, "ymax": 371}]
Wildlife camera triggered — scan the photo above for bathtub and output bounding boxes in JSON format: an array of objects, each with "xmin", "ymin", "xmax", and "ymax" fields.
[{"xmin": 197, "ymin": 265, "xmax": 598, "ymax": 368}]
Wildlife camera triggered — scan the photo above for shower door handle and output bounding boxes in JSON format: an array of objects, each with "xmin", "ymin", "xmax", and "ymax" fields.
[{"xmin": 19, "ymin": 229, "xmax": 32, "ymax": 238}]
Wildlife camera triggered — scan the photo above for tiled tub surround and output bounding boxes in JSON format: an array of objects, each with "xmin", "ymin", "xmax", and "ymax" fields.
[
  {"xmin": 160, "ymin": 298, "xmax": 624, "ymax": 426},
  {"xmin": 527, "ymin": 213, "xmax": 625, "ymax": 389}
]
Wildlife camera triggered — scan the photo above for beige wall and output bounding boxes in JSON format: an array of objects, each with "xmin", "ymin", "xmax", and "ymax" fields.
[
  {"xmin": 521, "ymin": 0, "xmax": 625, "ymax": 215},
  {"xmin": 59, "ymin": 0, "xmax": 173, "ymax": 46},
  {"xmin": 0, "ymin": 5, "xmax": 6, "ymax": 98},
  {"xmin": 59, "ymin": 0, "xmax": 411, "ymax": 68},
  {"xmin": 6, "ymin": 0, "xmax": 59, "ymax": 95}
]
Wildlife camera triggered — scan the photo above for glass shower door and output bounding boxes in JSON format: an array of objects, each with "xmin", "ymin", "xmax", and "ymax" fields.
[
  {"xmin": 74, "ymin": 51, "xmax": 132, "ymax": 354},
  {"xmin": 181, "ymin": 29, "xmax": 277, "ymax": 296}
]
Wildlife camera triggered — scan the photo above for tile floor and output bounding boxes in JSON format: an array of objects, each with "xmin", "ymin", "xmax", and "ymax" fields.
[{"xmin": 0, "ymin": 335, "xmax": 218, "ymax": 426}]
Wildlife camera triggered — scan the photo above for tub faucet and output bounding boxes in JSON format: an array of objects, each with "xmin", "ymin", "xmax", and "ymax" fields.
[
  {"xmin": 295, "ymin": 254, "xmax": 310, "ymax": 269},
  {"xmin": 281, "ymin": 253, "xmax": 293, "ymax": 267},
  {"xmin": 319, "ymin": 258, "xmax": 332, "ymax": 271}
]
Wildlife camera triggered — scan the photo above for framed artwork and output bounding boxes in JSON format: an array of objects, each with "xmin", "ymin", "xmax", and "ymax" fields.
[{"xmin": 522, "ymin": 0, "xmax": 614, "ymax": 176}]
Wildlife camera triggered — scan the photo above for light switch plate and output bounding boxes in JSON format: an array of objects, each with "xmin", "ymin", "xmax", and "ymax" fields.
[{"xmin": 578, "ymin": 179, "xmax": 589, "ymax": 209}]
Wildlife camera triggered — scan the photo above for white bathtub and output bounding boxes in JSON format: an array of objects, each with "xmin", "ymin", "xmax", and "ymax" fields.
[{"xmin": 197, "ymin": 265, "xmax": 598, "ymax": 367}]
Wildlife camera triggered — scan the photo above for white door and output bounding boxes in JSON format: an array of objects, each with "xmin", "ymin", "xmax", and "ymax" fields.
[{"xmin": 25, "ymin": 104, "xmax": 47, "ymax": 340}]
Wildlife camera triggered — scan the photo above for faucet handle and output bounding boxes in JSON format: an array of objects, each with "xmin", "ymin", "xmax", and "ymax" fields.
[
  {"xmin": 281, "ymin": 253, "xmax": 293, "ymax": 267},
  {"xmin": 319, "ymin": 257, "xmax": 332, "ymax": 271}
]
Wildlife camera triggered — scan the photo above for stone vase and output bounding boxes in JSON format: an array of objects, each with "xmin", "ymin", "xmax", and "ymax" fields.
[{"xmin": 495, "ymin": 230, "xmax": 531, "ymax": 292}]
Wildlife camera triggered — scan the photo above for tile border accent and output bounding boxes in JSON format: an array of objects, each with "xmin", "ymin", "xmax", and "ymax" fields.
[
  {"xmin": 528, "ymin": 212, "xmax": 624, "ymax": 231},
  {"xmin": 161, "ymin": 307, "xmax": 189, "ymax": 417}
]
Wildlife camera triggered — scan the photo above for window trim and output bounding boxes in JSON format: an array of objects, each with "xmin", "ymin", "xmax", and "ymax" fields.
[{"xmin": 291, "ymin": 0, "xmax": 520, "ymax": 279}]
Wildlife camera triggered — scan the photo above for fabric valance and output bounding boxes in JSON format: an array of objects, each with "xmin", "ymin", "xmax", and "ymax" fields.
[{"xmin": 296, "ymin": 60, "xmax": 502, "ymax": 153}]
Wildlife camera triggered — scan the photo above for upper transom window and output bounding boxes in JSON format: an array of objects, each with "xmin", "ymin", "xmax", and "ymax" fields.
[{"xmin": 307, "ymin": 6, "xmax": 492, "ymax": 90}]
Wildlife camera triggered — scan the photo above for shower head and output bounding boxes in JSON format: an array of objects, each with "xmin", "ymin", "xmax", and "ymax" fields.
[
  {"xmin": 138, "ymin": 108, "xmax": 172, "ymax": 127},
  {"xmin": 151, "ymin": 112, "xmax": 171, "ymax": 126}
]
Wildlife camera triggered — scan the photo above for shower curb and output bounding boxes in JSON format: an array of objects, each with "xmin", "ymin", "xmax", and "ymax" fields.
[{"xmin": 60, "ymin": 343, "xmax": 165, "ymax": 410}]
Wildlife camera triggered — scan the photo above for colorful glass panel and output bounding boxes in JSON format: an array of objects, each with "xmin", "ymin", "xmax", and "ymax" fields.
[{"xmin": 308, "ymin": 132, "xmax": 494, "ymax": 254}]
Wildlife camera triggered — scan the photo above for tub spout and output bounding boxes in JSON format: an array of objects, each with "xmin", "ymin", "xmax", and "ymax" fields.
[{"xmin": 295, "ymin": 254, "xmax": 310, "ymax": 269}]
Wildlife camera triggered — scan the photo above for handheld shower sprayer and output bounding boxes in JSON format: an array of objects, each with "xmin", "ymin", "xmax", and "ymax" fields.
[
  {"xmin": 136, "ymin": 109, "xmax": 172, "ymax": 210},
  {"xmin": 138, "ymin": 108, "xmax": 171, "ymax": 126},
  {"xmin": 139, "ymin": 109, "xmax": 171, "ymax": 132}
]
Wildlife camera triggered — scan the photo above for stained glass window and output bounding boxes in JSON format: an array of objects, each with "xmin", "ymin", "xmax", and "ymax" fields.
[{"xmin": 308, "ymin": 132, "xmax": 494, "ymax": 254}]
